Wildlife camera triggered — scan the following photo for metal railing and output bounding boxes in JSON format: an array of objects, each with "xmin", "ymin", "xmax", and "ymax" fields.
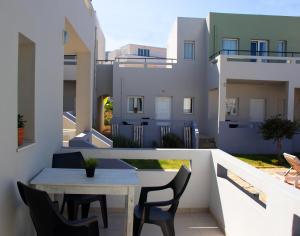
[
  {"xmin": 209, "ymin": 49, "xmax": 300, "ymax": 60},
  {"xmin": 96, "ymin": 60, "xmax": 115, "ymax": 65},
  {"xmin": 96, "ymin": 57, "xmax": 177, "ymax": 65}
]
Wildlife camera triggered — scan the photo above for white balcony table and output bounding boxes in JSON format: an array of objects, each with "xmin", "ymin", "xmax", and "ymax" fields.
[{"xmin": 30, "ymin": 168, "xmax": 140, "ymax": 236}]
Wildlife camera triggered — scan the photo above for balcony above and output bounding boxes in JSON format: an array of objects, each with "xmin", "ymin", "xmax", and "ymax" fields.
[
  {"xmin": 210, "ymin": 49, "xmax": 300, "ymax": 60},
  {"xmin": 97, "ymin": 57, "xmax": 177, "ymax": 69}
]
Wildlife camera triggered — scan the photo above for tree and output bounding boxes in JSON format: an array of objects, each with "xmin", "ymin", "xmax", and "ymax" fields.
[{"xmin": 260, "ymin": 115, "xmax": 298, "ymax": 159}]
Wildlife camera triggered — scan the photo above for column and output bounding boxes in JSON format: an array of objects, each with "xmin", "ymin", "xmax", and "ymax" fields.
[
  {"xmin": 76, "ymin": 52, "xmax": 93, "ymax": 134},
  {"xmin": 286, "ymin": 83, "xmax": 295, "ymax": 121}
]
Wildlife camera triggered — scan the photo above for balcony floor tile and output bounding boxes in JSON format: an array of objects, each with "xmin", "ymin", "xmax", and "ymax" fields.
[{"xmin": 96, "ymin": 211, "xmax": 225, "ymax": 236}]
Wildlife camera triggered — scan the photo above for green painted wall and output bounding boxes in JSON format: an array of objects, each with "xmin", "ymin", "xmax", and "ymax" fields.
[{"xmin": 209, "ymin": 12, "xmax": 300, "ymax": 57}]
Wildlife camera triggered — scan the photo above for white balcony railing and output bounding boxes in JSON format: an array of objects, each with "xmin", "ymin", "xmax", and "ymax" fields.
[
  {"xmin": 97, "ymin": 57, "xmax": 178, "ymax": 69},
  {"xmin": 210, "ymin": 50, "xmax": 300, "ymax": 65},
  {"xmin": 61, "ymin": 148, "xmax": 300, "ymax": 236}
]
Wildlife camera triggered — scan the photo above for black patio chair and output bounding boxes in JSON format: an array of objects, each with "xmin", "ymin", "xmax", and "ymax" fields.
[
  {"xmin": 17, "ymin": 182, "xmax": 99, "ymax": 236},
  {"xmin": 133, "ymin": 165, "xmax": 191, "ymax": 236},
  {"xmin": 52, "ymin": 152, "xmax": 108, "ymax": 228}
]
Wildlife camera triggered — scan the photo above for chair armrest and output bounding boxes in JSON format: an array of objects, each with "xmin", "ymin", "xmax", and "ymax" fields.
[
  {"xmin": 139, "ymin": 185, "xmax": 170, "ymax": 205},
  {"xmin": 143, "ymin": 199, "xmax": 175, "ymax": 207}
]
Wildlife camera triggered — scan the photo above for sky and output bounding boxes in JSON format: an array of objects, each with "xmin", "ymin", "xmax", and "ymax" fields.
[{"xmin": 92, "ymin": 0, "xmax": 300, "ymax": 51}]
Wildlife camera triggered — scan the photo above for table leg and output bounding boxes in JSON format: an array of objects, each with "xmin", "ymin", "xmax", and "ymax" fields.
[{"xmin": 124, "ymin": 186, "xmax": 135, "ymax": 236}]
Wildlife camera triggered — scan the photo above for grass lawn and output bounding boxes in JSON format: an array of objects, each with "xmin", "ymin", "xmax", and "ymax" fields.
[
  {"xmin": 123, "ymin": 159, "xmax": 190, "ymax": 170},
  {"xmin": 235, "ymin": 154, "xmax": 289, "ymax": 168}
]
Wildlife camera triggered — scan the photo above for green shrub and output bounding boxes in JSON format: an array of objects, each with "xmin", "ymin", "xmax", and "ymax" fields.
[
  {"xmin": 84, "ymin": 158, "xmax": 97, "ymax": 169},
  {"xmin": 162, "ymin": 133, "xmax": 184, "ymax": 148},
  {"xmin": 112, "ymin": 135, "xmax": 140, "ymax": 148},
  {"xmin": 260, "ymin": 115, "xmax": 298, "ymax": 159}
]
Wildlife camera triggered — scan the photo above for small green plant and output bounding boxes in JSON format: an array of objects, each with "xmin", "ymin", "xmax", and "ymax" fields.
[
  {"xmin": 18, "ymin": 114, "xmax": 26, "ymax": 128},
  {"xmin": 84, "ymin": 158, "xmax": 97, "ymax": 169},
  {"xmin": 112, "ymin": 135, "xmax": 140, "ymax": 148},
  {"xmin": 162, "ymin": 133, "xmax": 184, "ymax": 148},
  {"xmin": 260, "ymin": 115, "xmax": 298, "ymax": 160}
]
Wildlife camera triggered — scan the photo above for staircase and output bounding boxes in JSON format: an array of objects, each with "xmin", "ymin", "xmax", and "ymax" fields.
[{"xmin": 62, "ymin": 112, "xmax": 113, "ymax": 148}]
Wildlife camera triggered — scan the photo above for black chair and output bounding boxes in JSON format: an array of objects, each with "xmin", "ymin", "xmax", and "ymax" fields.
[
  {"xmin": 133, "ymin": 165, "xmax": 191, "ymax": 236},
  {"xmin": 17, "ymin": 182, "xmax": 99, "ymax": 236},
  {"xmin": 52, "ymin": 152, "xmax": 108, "ymax": 228}
]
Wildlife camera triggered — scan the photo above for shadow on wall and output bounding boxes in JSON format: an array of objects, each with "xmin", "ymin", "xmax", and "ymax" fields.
[{"xmin": 292, "ymin": 214, "xmax": 300, "ymax": 236}]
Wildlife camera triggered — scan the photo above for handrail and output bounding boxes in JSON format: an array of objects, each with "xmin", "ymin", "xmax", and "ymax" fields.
[
  {"xmin": 209, "ymin": 49, "xmax": 300, "ymax": 60},
  {"xmin": 96, "ymin": 57, "xmax": 178, "ymax": 65},
  {"xmin": 96, "ymin": 60, "xmax": 115, "ymax": 65},
  {"xmin": 116, "ymin": 57, "xmax": 177, "ymax": 64}
]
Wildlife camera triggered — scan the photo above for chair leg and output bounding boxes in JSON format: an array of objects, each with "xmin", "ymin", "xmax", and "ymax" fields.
[
  {"xmin": 160, "ymin": 220, "xmax": 175, "ymax": 236},
  {"xmin": 67, "ymin": 201, "xmax": 79, "ymax": 220},
  {"xmin": 60, "ymin": 198, "xmax": 66, "ymax": 215},
  {"xmin": 81, "ymin": 203, "xmax": 90, "ymax": 218},
  {"xmin": 99, "ymin": 195, "xmax": 108, "ymax": 228},
  {"xmin": 133, "ymin": 217, "xmax": 143, "ymax": 236}
]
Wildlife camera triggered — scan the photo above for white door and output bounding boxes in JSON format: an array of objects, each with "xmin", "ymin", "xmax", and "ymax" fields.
[
  {"xmin": 155, "ymin": 97, "xmax": 171, "ymax": 120},
  {"xmin": 249, "ymin": 99, "xmax": 265, "ymax": 122}
]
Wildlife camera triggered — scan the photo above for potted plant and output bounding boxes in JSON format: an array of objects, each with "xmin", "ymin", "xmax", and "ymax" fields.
[
  {"xmin": 18, "ymin": 114, "xmax": 26, "ymax": 146},
  {"xmin": 84, "ymin": 158, "xmax": 98, "ymax": 177}
]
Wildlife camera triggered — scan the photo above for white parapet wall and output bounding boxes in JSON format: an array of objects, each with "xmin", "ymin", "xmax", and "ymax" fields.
[
  {"xmin": 62, "ymin": 148, "xmax": 300, "ymax": 235},
  {"xmin": 62, "ymin": 148, "xmax": 212, "ymax": 210},
  {"xmin": 210, "ymin": 149, "xmax": 300, "ymax": 236}
]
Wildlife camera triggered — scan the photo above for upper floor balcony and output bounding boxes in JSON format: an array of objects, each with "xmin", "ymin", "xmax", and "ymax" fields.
[
  {"xmin": 97, "ymin": 57, "xmax": 178, "ymax": 69},
  {"xmin": 210, "ymin": 49, "xmax": 300, "ymax": 64}
]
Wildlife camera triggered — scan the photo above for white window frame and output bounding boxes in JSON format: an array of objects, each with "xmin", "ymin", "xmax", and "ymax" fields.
[
  {"xmin": 138, "ymin": 48, "xmax": 150, "ymax": 57},
  {"xmin": 277, "ymin": 40, "xmax": 287, "ymax": 57},
  {"xmin": 127, "ymin": 96, "xmax": 144, "ymax": 114},
  {"xmin": 222, "ymin": 38, "xmax": 239, "ymax": 55},
  {"xmin": 251, "ymin": 40, "xmax": 269, "ymax": 56},
  {"xmin": 226, "ymin": 98, "xmax": 239, "ymax": 116},
  {"xmin": 183, "ymin": 97, "xmax": 193, "ymax": 114},
  {"xmin": 184, "ymin": 41, "xmax": 195, "ymax": 60}
]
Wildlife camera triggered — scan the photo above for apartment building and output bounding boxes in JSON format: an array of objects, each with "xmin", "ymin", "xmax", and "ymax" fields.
[
  {"xmin": 207, "ymin": 12, "xmax": 300, "ymax": 153},
  {"xmin": 106, "ymin": 43, "xmax": 166, "ymax": 60},
  {"xmin": 0, "ymin": 0, "xmax": 105, "ymax": 234},
  {"xmin": 96, "ymin": 12, "xmax": 300, "ymax": 152}
]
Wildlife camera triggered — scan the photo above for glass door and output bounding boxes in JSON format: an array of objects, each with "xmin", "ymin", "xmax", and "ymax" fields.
[{"xmin": 250, "ymin": 40, "xmax": 268, "ymax": 56}]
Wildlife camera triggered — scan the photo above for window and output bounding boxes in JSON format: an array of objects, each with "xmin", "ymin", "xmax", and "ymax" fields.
[
  {"xmin": 277, "ymin": 40, "xmax": 287, "ymax": 57},
  {"xmin": 226, "ymin": 98, "xmax": 238, "ymax": 116},
  {"xmin": 183, "ymin": 98, "xmax": 193, "ymax": 114},
  {"xmin": 222, "ymin": 38, "xmax": 238, "ymax": 55},
  {"xmin": 184, "ymin": 41, "xmax": 195, "ymax": 60},
  {"xmin": 251, "ymin": 40, "xmax": 268, "ymax": 56},
  {"xmin": 64, "ymin": 55, "xmax": 77, "ymax": 65},
  {"xmin": 128, "ymin": 96, "xmax": 144, "ymax": 113},
  {"xmin": 138, "ymin": 48, "xmax": 150, "ymax": 57},
  {"xmin": 18, "ymin": 33, "xmax": 36, "ymax": 148}
]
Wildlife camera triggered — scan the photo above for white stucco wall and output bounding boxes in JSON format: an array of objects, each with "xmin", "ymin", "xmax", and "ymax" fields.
[
  {"xmin": 112, "ymin": 17, "xmax": 208, "ymax": 133},
  {"xmin": 166, "ymin": 20, "xmax": 178, "ymax": 59},
  {"xmin": 0, "ymin": 0, "xmax": 98, "ymax": 235},
  {"xmin": 215, "ymin": 55, "xmax": 300, "ymax": 122}
]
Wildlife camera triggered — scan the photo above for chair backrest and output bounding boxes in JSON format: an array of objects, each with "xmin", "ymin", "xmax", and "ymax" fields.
[
  {"xmin": 52, "ymin": 152, "xmax": 85, "ymax": 169},
  {"xmin": 20, "ymin": 182, "xmax": 66, "ymax": 236},
  {"xmin": 168, "ymin": 165, "xmax": 191, "ymax": 214},
  {"xmin": 283, "ymin": 153, "xmax": 300, "ymax": 174},
  {"xmin": 170, "ymin": 165, "xmax": 191, "ymax": 198}
]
